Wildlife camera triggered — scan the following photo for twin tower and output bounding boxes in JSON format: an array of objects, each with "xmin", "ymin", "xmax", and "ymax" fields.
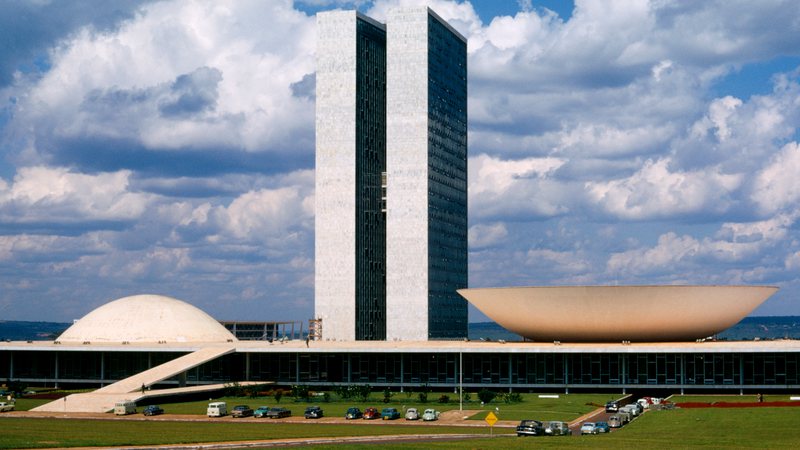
[{"xmin": 315, "ymin": 7, "xmax": 468, "ymax": 341}]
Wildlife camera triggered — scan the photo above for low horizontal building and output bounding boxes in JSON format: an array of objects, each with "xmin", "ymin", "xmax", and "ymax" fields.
[{"xmin": 2, "ymin": 294, "xmax": 798, "ymax": 400}]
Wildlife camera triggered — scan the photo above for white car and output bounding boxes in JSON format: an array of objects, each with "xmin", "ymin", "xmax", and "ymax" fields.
[
  {"xmin": 0, "ymin": 402, "xmax": 14, "ymax": 412},
  {"xmin": 405, "ymin": 408, "xmax": 419, "ymax": 420},
  {"xmin": 580, "ymin": 422, "xmax": 598, "ymax": 435},
  {"xmin": 422, "ymin": 408, "xmax": 439, "ymax": 421}
]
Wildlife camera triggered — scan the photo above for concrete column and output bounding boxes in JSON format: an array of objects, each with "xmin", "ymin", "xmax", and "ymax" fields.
[{"xmin": 54, "ymin": 352, "xmax": 59, "ymax": 389}]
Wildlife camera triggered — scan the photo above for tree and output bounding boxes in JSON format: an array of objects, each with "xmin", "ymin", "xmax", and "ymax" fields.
[{"xmin": 477, "ymin": 389, "xmax": 496, "ymax": 404}]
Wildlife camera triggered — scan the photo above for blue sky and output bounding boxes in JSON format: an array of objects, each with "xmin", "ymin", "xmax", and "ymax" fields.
[{"xmin": 1, "ymin": 0, "xmax": 799, "ymax": 323}]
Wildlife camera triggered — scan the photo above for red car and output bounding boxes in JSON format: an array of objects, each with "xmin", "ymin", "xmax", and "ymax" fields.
[{"xmin": 363, "ymin": 407, "xmax": 380, "ymax": 420}]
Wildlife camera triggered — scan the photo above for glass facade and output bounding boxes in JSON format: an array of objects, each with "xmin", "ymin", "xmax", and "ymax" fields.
[
  {"xmin": 426, "ymin": 12, "xmax": 468, "ymax": 339},
  {"xmin": 354, "ymin": 17, "xmax": 388, "ymax": 341},
  {"xmin": 5, "ymin": 349, "xmax": 799, "ymax": 391}
]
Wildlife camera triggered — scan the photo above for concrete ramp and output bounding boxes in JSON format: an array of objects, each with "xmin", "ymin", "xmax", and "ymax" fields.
[
  {"xmin": 33, "ymin": 345, "xmax": 236, "ymax": 413},
  {"xmin": 95, "ymin": 345, "xmax": 235, "ymax": 394}
]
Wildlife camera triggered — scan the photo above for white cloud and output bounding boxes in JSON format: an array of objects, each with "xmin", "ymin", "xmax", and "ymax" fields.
[
  {"xmin": 751, "ymin": 142, "xmax": 800, "ymax": 215},
  {"xmin": 468, "ymin": 222, "xmax": 507, "ymax": 248},
  {"xmin": 10, "ymin": 0, "xmax": 316, "ymax": 155},
  {"xmin": 0, "ymin": 166, "xmax": 152, "ymax": 223},
  {"xmin": 585, "ymin": 158, "xmax": 742, "ymax": 220},
  {"xmin": 469, "ymin": 153, "xmax": 568, "ymax": 219}
]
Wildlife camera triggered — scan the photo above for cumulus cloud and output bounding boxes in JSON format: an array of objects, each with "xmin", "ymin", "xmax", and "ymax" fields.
[
  {"xmin": 468, "ymin": 222, "xmax": 507, "ymax": 248},
  {"xmin": 585, "ymin": 158, "xmax": 743, "ymax": 220},
  {"xmin": 5, "ymin": 0, "xmax": 316, "ymax": 169},
  {"xmin": 3, "ymin": 0, "xmax": 800, "ymax": 321},
  {"xmin": 0, "ymin": 166, "xmax": 152, "ymax": 226},
  {"xmin": 751, "ymin": 142, "xmax": 800, "ymax": 215}
]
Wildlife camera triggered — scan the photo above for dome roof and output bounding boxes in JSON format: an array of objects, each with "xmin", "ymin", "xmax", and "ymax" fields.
[{"xmin": 57, "ymin": 294, "xmax": 236, "ymax": 343}]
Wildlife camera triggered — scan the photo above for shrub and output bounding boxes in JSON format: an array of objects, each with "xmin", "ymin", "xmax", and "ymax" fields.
[
  {"xmin": 500, "ymin": 392, "xmax": 522, "ymax": 403},
  {"xmin": 291, "ymin": 385, "xmax": 310, "ymax": 401},
  {"xmin": 477, "ymin": 389, "xmax": 496, "ymax": 404},
  {"xmin": 418, "ymin": 392, "xmax": 428, "ymax": 403},
  {"xmin": 383, "ymin": 388, "xmax": 393, "ymax": 403},
  {"xmin": 438, "ymin": 394, "xmax": 450, "ymax": 403},
  {"xmin": 274, "ymin": 390, "xmax": 283, "ymax": 404}
]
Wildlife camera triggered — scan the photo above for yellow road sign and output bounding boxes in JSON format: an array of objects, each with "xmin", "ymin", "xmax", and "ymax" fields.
[{"xmin": 485, "ymin": 411, "xmax": 498, "ymax": 426}]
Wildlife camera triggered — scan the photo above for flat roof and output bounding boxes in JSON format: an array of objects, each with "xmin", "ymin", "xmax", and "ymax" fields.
[{"xmin": 4, "ymin": 339, "xmax": 800, "ymax": 354}]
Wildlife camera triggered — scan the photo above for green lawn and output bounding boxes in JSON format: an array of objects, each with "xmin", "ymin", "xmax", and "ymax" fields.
[
  {"xmin": 4, "ymin": 406, "xmax": 800, "ymax": 449},
  {"xmin": 309, "ymin": 406, "xmax": 800, "ymax": 449},
  {"xmin": 669, "ymin": 393, "xmax": 790, "ymax": 403},
  {"xmin": 7, "ymin": 398, "xmax": 51, "ymax": 411},
  {"xmin": 4, "ymin": 398, "xmax": 800, "ymax": 448},
  {"xmin": 154, "ymin": 392, "xmax": 618, "ymax": 422},
  {"xmin": 0, "ymin": 418, "xmax": 495, "ymax": 449}
]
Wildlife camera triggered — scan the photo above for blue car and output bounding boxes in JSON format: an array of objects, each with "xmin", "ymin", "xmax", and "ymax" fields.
[
  {"xmin": 595, "ymin": 421, "xmax": 610, "ymax": 433},
  {"xmin": 381, "ymin": 407, "xmax": 400, "ymax": 420}
]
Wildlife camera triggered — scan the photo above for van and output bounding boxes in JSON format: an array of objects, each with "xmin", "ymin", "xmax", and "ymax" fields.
[
  {"xmin": 114, "ymin": 400, "xmax": 136, "ymax": 415},
  {"xmin": 545, "ymin": 421, "xmax": 572, "ymax": 436},
  {"xmin": 207, "ymin": 401, "xmax": 227, "ymax": 417}
]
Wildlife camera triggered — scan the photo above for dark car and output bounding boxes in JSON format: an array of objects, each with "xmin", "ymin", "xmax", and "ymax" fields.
[
  {"xmin": 266, "ymin": 407, "xmax": 291, "ymax": 419},
  {"xmin": 304, "ymin": 406, "xmax": 324, "ymax": 419},
  {"xmin": 231, "ymin": 405, "xmax": 253, "ymax": 418},
  {"xmin": 345, "ymin": 407, "xmax": 363, "ymax": 419},
  {"xmin": 381, "ymin": 407, "xmax": 400, "ymax": 420},
  {"xmin": 605, "ymin": 401, "xmax": 619, "ymax": 413},
  {"xmin": 363, "ymin": 407, "xmax": 380, "ymax": 420},
  {"xmin": 516, "ymin": 419, "xmax": 544, "ymax": 437},
  {"xmin": 143, "ymin": 405, "xmax": 164, "ymax": 416}
]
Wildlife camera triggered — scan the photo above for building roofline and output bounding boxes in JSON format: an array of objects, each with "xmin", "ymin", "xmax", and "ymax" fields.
[{"xmin": 426, "ymin": 7, "xmax": 468, "ymax": 44}]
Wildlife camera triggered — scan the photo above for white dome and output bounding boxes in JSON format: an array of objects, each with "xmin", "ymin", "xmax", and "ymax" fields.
[{"xmin": 57, "ymin": 294, "xmax": 236, "ymax": 343}]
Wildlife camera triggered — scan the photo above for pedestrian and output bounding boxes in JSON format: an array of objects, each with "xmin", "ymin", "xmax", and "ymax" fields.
[
  {"xmin": 757, "ymin": 393, "xmax": 763, "ymax": 403},
  {"xmin": 305, "ymin": 335, "xmax": 310, "ymax": 348},
  {"xmin": 141, "ymin": 383, "xmax": 146, "ymax": 394}
]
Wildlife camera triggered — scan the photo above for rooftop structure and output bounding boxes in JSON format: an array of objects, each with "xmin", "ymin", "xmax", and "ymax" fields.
[
  {"xmin": 57, "ymin": 294, "xmax": 236, "ymax": 344},
  {"xmin": 458, "ymin": 285, "xmax": 778, "ymax": 342}
]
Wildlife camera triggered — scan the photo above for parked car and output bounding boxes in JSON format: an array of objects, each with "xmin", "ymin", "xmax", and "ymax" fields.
[
  {"xmin": 605, "ymin": 400, "xmax": 619, "ymax": 412},
  {"xmin": 545, "ymin": 421, "xmax": 572, "ymax": 436},
  {"xmin": 405, "ymin": 407, "xmax": 419, "ymax": 420},
  {"xmin": 608, "ymin": 415, "xmax": 623, "ymax": 428},
  {"xmin": 345, "ymin": 407, "xmax": 363, "ymax": 419},
  {"xmin": 616, "ymin": 411, "xmax": 632, "ymax": 424},
  {"xmin": 363, "ymin": 407, "xmax": 380, "ymax": 420},
  {"xmin": 231, "ymin": 405, "xmax": 253, "ymax": 418},
  {"xmin": 620, "ymin": 404, "xmax": 640, "ymax": 417},
  {"xmin": 595, "ymin": 421, "xmax": 610, "ymax": 433},
  {"xmin": 254, "ymin": 406, "xmax": 271, "ymax": 418},
  {"xmin": 381, "ymin": 407, "xmax": 400, "ymax": 420},
  {"xmin": 422, "ymin": 408, "xmax": 439, "ymax": 421},
  {"xmin": 304, "ymin": 406, "xmax": 324, "ymax": 419},
  {"xmin": 580, "ymin": 422, "xmax": 598, "ymax": 435},
  {"xmin": 516, "ymin": 419, "xmax": 545, "ymax": 437},
  {"xmin": 266, "ymin": 407, "xmax": 291, "ymax": 419},
  {"xmin": 142, "ymin": 405, "xmax": 164, "ymax": 416},
  {"xmin": 0, "ymin": 402, "xmax": 15, "ymax": 413}
]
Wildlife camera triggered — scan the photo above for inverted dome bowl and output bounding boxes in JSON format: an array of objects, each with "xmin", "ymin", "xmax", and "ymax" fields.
[{"xmin": 457, "ymin": 285, "xmax": 778, "ymax": 342}]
